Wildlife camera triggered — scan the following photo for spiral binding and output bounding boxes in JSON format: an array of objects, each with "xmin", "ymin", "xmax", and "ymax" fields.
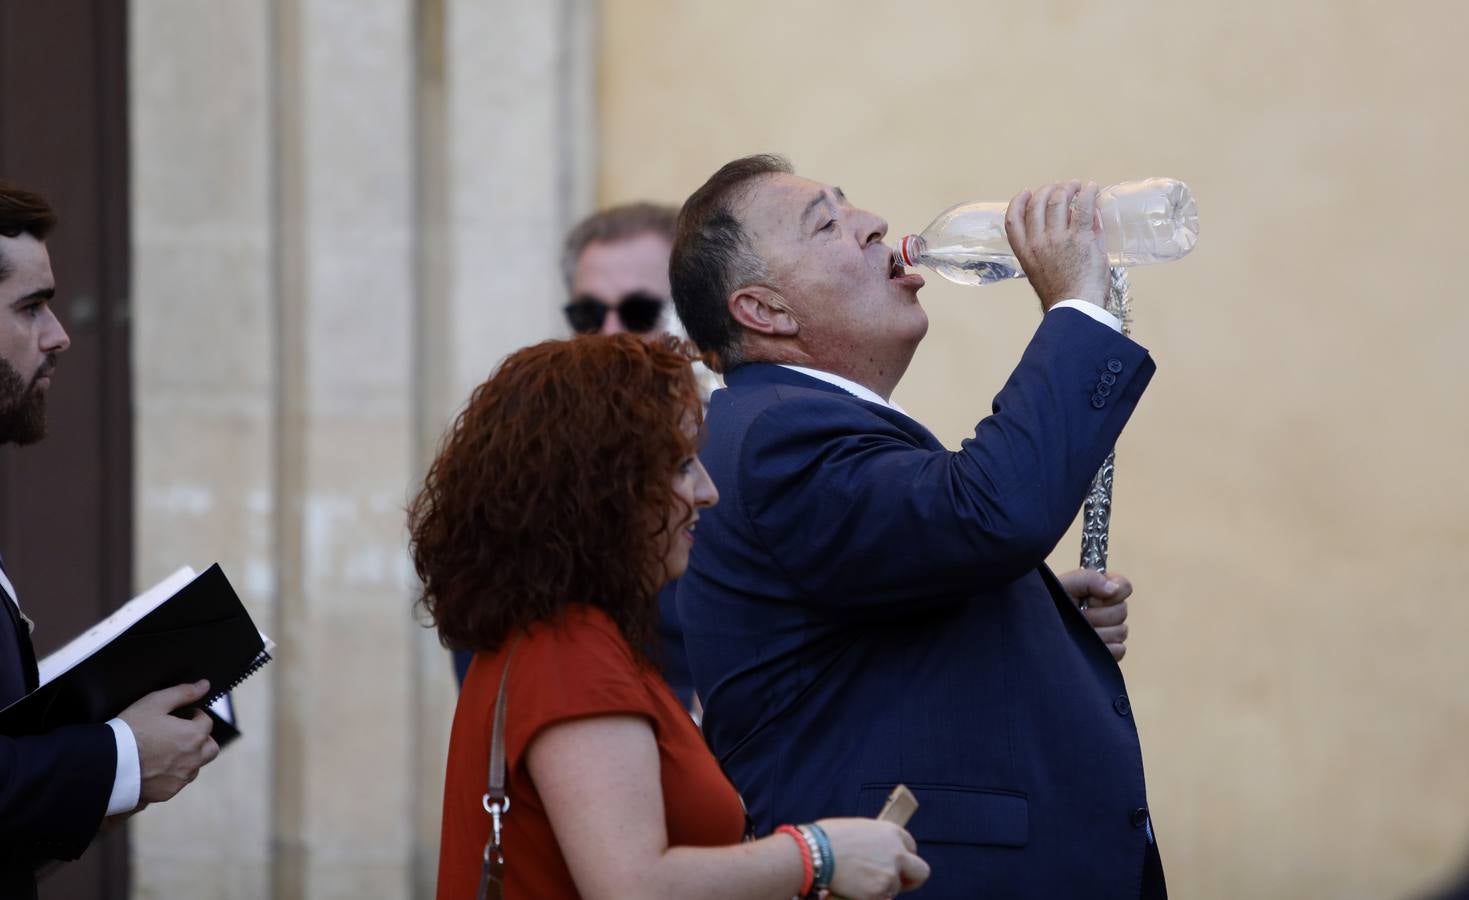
[{"xmin": 204, "ymin": 650, "xmax": 273, "ymax": 707}]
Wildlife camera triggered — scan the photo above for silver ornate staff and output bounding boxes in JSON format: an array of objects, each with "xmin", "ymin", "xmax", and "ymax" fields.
[{"xmin": 1078, "ymin": 266, "xmax": 1133, "ymax": 579}]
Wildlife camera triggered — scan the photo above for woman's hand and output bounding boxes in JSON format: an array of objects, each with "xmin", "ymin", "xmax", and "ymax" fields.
[{"xmin": 815, "ymin": 818, "xmax": 930, "ymax": 898}]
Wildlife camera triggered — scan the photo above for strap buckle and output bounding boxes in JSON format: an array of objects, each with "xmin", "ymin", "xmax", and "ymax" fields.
[
  {"xmin": 477, "ymin": 795, "xmax": 509, "ymax": 900},
  {"xmin": 482, "ymin": 793, "xmax": 509, "ymax": 847}
]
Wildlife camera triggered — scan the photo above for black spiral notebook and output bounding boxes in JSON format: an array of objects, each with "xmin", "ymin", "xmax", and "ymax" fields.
[{"xmin": 0, "ymin": 564, "xmax": 273, "ymax": 737}]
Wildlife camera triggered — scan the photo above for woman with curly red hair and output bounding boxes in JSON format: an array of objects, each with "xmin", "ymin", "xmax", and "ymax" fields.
[{"xmin": 413, "ymin": 335, "xmax": 928, "ymax": 900}]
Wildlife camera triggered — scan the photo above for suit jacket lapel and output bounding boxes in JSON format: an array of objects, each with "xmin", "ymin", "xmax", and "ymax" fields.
[{"xmin": 0, "ymin": 553, "xmax": 39, "ymax": 697}]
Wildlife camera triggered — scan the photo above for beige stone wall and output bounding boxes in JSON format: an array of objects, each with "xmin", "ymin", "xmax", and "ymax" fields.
[
  {"xmin": 600, "ymin": 2, "xmax": 1469, "ymax": 898},
  {"xmin": 122, "ymin": 0, "xmax": 1469, "ymax": 897},
  {"xmin": 129, "ymin": 0, "xmax": 595, "ymax": 897},
  {"xmin": 130, "ymin": 2, "xmax": 277, "ymax": 896}
]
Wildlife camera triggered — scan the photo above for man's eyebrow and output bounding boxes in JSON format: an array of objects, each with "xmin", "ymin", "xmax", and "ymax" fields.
[
  {"xmin": 10, "ymin": 287, "xmax": 54, "ymax": 307},
  {"xmin": 800, "ymin": 192, "xmax": 828, "ymax": 227},
  {"xmin": 800, "ymin": 188, "xmax": 843, "ymax": 228}
]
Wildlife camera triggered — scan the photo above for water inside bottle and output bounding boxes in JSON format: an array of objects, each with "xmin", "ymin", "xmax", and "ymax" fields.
[
  {"xmin": 904, "ymin": 178, "xmax": 1197, "ymax": 287},
  {"xmin": 923, "ymin": 253, "xmax": 1026, "ymax": 286}
]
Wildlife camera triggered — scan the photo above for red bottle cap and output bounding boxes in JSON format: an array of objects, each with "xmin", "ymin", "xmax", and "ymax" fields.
[{"xmin": 899, "ymin": 235, "xmax": 918, "ymax": 267}]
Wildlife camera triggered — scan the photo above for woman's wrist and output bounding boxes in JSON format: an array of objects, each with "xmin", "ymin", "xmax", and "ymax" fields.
[
  {"xmin": 796, "ymin": 823, "xmax": 834, "ymax": 893},
  {"xmin": 774, "ymin": 825, "xmax": 815, "ymax": 896},
  {"xmin": 776, "ymin": 823, "xmax": 838, "ymax": 899}
]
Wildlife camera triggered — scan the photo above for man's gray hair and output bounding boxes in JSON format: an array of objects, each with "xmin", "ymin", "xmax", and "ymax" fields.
[{"xmin": 560, "ymin": 202, "xmax": 678, "ymax": 290}]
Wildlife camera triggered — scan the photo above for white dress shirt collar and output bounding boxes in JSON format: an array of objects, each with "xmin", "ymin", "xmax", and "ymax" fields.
[
  {"xmin": 776, "ymin": 365, "xmax": 911, "ymax": 417},
  {"xmin": 0, "ymin": 565, "xmax": 16, "ymax": 610}
]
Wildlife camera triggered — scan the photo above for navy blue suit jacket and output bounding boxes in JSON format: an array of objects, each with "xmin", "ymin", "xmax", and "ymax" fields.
[
  {"xmin": 0, "ymin": 559, "xmax": 116, "ymax": 900},
  {"xmin": 678, "ymin": 310, "xmax": 1159, "ymax": 898}
]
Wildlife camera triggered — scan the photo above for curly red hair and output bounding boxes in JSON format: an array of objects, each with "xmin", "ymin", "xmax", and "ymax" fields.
[{"xmin": 409, "ymin": 334, "xmax": 702, "ymax": 658}]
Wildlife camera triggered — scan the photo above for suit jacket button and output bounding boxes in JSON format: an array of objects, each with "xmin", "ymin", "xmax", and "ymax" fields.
[
  {"xmin": 1106, "ymin": 358, "xmax": 1124, "ymax": 374},
  {"xmin": 1101, "ymin": 372, "xmax": 1117, "ymax": 386},
  {"xmin": 1131, "ymin": 807, "xmax": 1150, "ymax": 828},
  {"xmin": 1114, "ymin": 694, "xmax": 1131, "ymax": 716},
  {"xmin": 1096, "ymin": 382, "xmax": 1112, "ymax": 398},
  {"xmin": 1091, "ymin": 394, "xmax": 1106, "ymax": 409}
]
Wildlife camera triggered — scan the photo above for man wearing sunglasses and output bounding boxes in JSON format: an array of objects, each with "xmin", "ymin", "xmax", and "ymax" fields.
[
  {"xmin": 452, "ymin": 203, "xmax": 704, "ymax": 712},
  {"xmin": 561, "ymin": 202, "xmax": 676, "ymax": 337}
]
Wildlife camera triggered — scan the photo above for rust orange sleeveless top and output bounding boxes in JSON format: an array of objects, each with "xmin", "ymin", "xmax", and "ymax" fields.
[{"xmin": 436, "ymin": 606, "xmax": 746, "ymax": 899}]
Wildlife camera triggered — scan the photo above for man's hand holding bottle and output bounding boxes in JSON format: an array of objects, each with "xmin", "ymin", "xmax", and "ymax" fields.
[{"xmin": 1004, "ymin": 180, "xmax": 1111, "ymax": 312}]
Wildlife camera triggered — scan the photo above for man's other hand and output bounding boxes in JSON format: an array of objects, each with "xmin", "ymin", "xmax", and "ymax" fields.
[
  {"xmin": 118, "ymin": 680, "xmax": 221, "ymax": 804},
  {"xmin": 1004, "ymin": 180, "xmax": 1109, "ymax": 311},
  {"xmin": 1058, "ymin": 568, "xmax": 1132, "ymax": 661}
]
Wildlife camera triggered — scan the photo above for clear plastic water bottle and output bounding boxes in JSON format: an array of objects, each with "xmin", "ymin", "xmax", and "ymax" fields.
[{"xmin": 896, "ymin": 178, "xmax": 1199, "ymax": 287}]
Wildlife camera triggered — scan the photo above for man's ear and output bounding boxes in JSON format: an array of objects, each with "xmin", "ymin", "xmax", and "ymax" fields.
[{"xmin": 729, "ymin": 285, "xmax": 800, "ymax": 337}]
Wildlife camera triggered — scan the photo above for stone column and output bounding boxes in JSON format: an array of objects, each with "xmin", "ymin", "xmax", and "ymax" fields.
[
  {"xmin": 129, "ymin": 0, "xmax": 596, "ymax": 897},
  {"xmin": 130, "ymin": 1, "xmax": 278, "ymax": 897},
  {"xmin": 267, "ymin": 1, "xmax": 419, "ymax": 897}
]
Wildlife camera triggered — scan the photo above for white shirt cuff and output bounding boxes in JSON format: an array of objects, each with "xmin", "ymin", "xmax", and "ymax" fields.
[
  {"xmin": 1050, "ymin": 298, "xmax": 1122, "ymax": 332},
  {"xmin": 105, "ymin": 718, "xmax": 141, "ymax": 815}
]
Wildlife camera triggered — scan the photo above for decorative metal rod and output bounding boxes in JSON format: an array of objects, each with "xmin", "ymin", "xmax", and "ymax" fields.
[{"xmin": 1078, "ymin": 267, "xmax": 1133, "ymax": 575}]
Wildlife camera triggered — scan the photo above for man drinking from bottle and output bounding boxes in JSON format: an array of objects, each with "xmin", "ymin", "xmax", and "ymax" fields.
[{"xmin": 671, "ymin": 155, "xmax": 1164, "ymax": 899}]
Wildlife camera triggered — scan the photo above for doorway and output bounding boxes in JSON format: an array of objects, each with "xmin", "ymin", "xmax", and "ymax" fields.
[{"xmin": 0, "ymin": 1, "xmax": 133, "ymax": 898}]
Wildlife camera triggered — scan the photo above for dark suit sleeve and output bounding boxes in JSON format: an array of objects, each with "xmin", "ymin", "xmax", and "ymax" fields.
[
  {"xmin": 0, "ymin": 723, "xmax": 117, "ymax": 862},
  {"xmin": 738, "ymin": 310, "xmax": 1154, "ymax": 609}
]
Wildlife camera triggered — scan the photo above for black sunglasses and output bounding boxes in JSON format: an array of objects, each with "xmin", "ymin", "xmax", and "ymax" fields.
[{"xmin": 563, "ymin": 292, "xmax": 666, "ymax": 334}]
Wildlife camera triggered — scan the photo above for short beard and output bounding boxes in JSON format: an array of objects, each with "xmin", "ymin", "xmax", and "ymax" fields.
[{"xmin": 0, "ymin": 355, "xmax": 48, "ymax": 446}]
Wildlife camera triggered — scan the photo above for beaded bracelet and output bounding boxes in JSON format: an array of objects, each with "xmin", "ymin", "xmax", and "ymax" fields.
[
  {"xmin": 798, "ymin": 823, "xmax": 835, "ymax": 892},
  {"xmin": 797, "ymin": 826, "xmax": 823, "ymax": 889},
  {"xmin": 775, "ymin": 824, "xmax": 814, "ymax": 897}
]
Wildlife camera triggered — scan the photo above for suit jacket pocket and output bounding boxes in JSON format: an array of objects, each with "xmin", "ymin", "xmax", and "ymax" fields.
[{"xmin": 859, "ymin": 783, "xmax": 1029, "ymax": 848}]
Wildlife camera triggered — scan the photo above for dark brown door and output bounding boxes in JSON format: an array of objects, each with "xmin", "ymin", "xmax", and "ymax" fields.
[{"xmin": 0, "ymin": 1, "xmax": 133, "ymax": 898}]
